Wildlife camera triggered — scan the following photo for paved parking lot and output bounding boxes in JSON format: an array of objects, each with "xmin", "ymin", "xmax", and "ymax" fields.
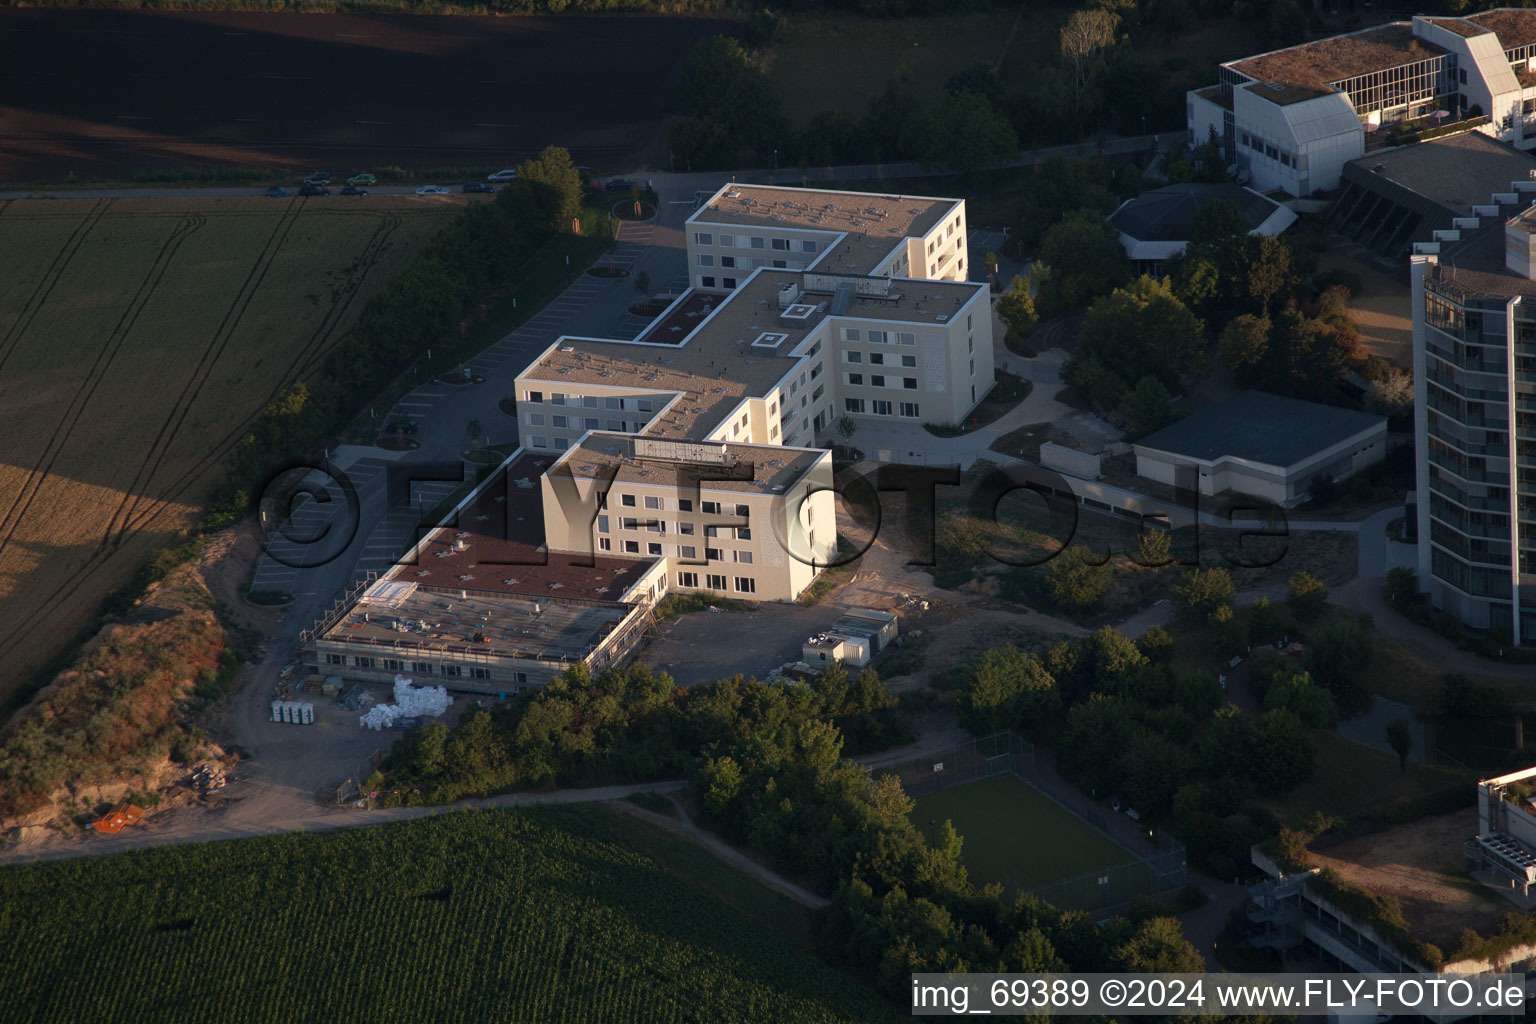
[{"xmin": 638, "ymin": 601, "xmax": 847, "ymax": 685}]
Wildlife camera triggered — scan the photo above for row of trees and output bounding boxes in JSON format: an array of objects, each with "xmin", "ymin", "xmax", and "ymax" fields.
[
  {"xmin": 672, "ymin": 0, "xmax": 1244, "ymax": 175},
  {"xmin": 374, "ymin": 654, "xmax": 1280, "ymax": 1005},
  {"xmin": 668, "ymin": 38, "xmax": 1021, "ymax": 173},
  {"xmin": 380, "ymin": 659, "xmax": 910, "ymax": 802},
  {"xmin": 207, "ymin": 146, "xmax": 586, "ymax": 528}
]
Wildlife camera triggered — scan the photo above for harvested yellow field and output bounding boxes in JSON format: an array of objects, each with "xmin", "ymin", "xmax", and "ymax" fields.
[{"xmin": 0, "ymin": 195, "xmax": 464, "ymax": 699}]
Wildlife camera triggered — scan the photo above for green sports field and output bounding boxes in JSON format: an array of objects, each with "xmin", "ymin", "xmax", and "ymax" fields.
[{"xmin": 911, "ymin": 774, "xmax": 1159, "ymax": 909}]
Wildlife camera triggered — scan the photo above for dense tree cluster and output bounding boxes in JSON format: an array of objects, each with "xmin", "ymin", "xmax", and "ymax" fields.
[
  {"xmin": 1044, "ymin": 193, "xmax": 1391, "ymax": 430},
  {"xmin": 956, "ymin": 622, "xmax": 1317, "ymax": 880},
  {"xmin": 1062, "ymin": 275, "xmax": 1206, "ymax": 416},
  {"xmin": 668, "ymin": 43, "xmax": 1018, "ymax": 172},
  {"xmin": 373, "ymin": 654, "xmax": 1265, "ymax": 1004},
  {"xmin": 381, "ymin": 659, "xmax": 911, "ymax": 802}
]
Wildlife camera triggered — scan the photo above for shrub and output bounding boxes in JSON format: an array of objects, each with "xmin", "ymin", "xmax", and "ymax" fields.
[
  {"xmin": 1287, "ymin": 571, "xmax": 1328, "ymax": 622},
  {"xmin": 1172, "ymin": 567, "xmax": 1235, "ymax": 619}
]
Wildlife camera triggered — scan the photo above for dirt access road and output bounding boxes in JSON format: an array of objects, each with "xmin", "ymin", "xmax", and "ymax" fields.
[{"xmin": 0, "ymin": 10, "xmax": 733, "ymax": 181}]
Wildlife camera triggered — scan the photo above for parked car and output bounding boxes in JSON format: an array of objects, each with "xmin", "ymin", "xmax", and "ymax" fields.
[
  {"xmin": 487, "ymin": 169, "xmax": 519, "ymax": 182},
  {"xmin": 603, "ymin": 177, "xmax": 637, "ymax": 192},
  {"xmin": 346, "ymin": 172, "xmax": 376, "ymax": 186},
  {"xmin": 461, "ymin": 182, "xmax": 495, "ymax": 194},
  {"xmin": 298, "ymin": 184, "xmax": 330, "ymax": 197},
  {"xmin": 382, "ymin": 418, "xmax": 419, "ymax": 435},
  {"xmin": 415, "ymin": 184, "xmax": 449, "ymax": 196},
  {"xmin": 303, "ymin": 172, "xmax": 331, "ymax": 185},
  {"xmin": 264, "ymin": 186, "xmax": 290, "ymax": 198},
  {"xmin": 340, "ymin": 185, "xmax": 369, "ymax": 196}
]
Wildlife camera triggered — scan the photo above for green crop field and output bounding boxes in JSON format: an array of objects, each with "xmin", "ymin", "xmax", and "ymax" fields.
[
  {"xmin": 0, "ymin": 195, "xmax": 467, "ymax": 697},
  {"xmin": 0, "ymin": 805, "xmax": 899, "ymax": 1023},
  {"xmin": 911, "ymin": 774, "xmax": 1157, "ymax": 909}
]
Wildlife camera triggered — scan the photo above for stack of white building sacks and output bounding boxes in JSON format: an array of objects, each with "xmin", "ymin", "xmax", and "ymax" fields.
[{"xmin": 359, "ymin": 675, "xmax": 452, "ymax": 730}]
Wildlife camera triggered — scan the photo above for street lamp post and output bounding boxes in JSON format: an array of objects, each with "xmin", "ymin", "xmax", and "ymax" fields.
[{"xmin": 1140, "ymin": 115, "xmax": 1147, "ymax": 136}]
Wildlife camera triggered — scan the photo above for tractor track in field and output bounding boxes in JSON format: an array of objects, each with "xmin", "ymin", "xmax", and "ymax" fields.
[
  {"xmin": 0, "ymin": 198, "xmax": 110, "ymax": 380},
  {"xmin": 1, "ymin": 198, "xmax": 310, "ymax": 667},
  {"xmin": 105, "ymin": 199, "xmax": 310, "ymax": 549},
  {"xmin": 0, "ymin": 205, "xmax": 199, "ymax": 561},
  {"xmin": 0, "ymin": 210, "xmax": 208, "ymax": 664},
  {"xmin": 113, "ymin": 208, "xmax": 404, "ymax": 544}
]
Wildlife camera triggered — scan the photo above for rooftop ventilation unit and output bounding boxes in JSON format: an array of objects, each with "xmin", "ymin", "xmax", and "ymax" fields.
[
  {"xmin": 752, "ymin": 331, "xmax": 791, "ymax": 349},
  {"xmin": 778, "ymin": 283, "xmax": 800, "ymax": 309},
  {"xmin": 780, "ymin": 303, "xmax": 819, "ymax": 326}
]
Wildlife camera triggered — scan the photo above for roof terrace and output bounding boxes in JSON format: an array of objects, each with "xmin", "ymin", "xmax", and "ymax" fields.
[{"xmin": 1231, "ymin": 23, "xmax": 1447, "ymax": 94}]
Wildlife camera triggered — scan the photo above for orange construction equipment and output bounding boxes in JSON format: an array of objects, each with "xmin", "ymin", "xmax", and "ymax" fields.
[{"xmin": 91, "ymin": 802, "xmax": 145, "ymax": 834}]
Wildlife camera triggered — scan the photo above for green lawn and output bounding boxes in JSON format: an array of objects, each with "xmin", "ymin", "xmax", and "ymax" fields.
[
  {"xmin": 911, "ymin": 774, "xmax": 1155, "ymax": 908},
  {"xmin": 924, "ymin": 370, "xmax": 1031, "ymax": 436},
  {"xmin": 1263, "ymin": 731, "xmax": 1474, "ymax": 829},
  {"xmin": 0, "ymin": 805, "xmax": 898, "ymax": 1024}
]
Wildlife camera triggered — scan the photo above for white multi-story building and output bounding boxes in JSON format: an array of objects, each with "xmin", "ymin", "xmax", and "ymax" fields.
[
  {"xmin": 301, "ymin": 184, "xmax": 994, "ymax": 690},
  {"xmin": 683, "ymin": 184, "xmax": 971, "ymax": 292},
  {"xmin": 1188, "ymin": 10, "xmax": 1536, "ymax": 197}
]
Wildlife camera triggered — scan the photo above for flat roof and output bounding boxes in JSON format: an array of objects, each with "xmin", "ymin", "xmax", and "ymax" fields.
[
  {"xmin": 1469, "ymin": 8, "xmax": 1536, "ymax": 50},
  {"xmin": 1194, "ymin": 84, "xmax": 1233, "ymax": 111},
  {"xmin": 691, "ymin": 184, "xmax": 960, "ymax": 276},
  {"xmin": 1231, "ymin": 23, "xmax": 1446, "ymax": 94},
  {"xmin": 1430, "ymin": 219, "xmax": 1536, "ymax": 301},
  {"xmin": 1346, "ymin": 130, "xmax": 1536, "ymax": 218},
  {"xmin": 632, "ymin": 291, "xmax": 715, "ymax": 344},
  {"xmin": 1308, "ymin": 809, "xmax": 1509, "ymax": 941},
  {"xmin": 519, "ymin": 269, "xmax": 983, "ymax": 439},
  {"xmin": 322, "ymin": 585, "xmax": 630, "ymax": 664},
  {"xmin": 1135, "ymin": 390, "xmax": 1385, "ymax": 468},
  {"xmin": 1423, "ymin": 16, "xmax": 1489, "ymax": 38},
  {"xmin": 555, "ymin": 431, "xmax": 825, "ymax": 494},
  {"xmin": 386, "ymin": 450, "xmax": 657, "ymax": 601}
]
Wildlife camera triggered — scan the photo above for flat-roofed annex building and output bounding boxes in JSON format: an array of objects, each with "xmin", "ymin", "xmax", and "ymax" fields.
[
  {"xmin": 1133, "ymin": 390, "xmax": 1387, "ymax": 507},
  {"xmin": 1188, "ymin": 10, "xmax": 1536, "ymax": 197}
]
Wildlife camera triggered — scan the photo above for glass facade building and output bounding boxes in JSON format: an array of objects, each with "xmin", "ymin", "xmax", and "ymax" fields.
[{"xmin": 1414, "ymin": 212, "xmax": 1536, "ymax": 642}]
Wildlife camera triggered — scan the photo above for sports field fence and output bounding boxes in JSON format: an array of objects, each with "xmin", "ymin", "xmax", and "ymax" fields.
[
  {"xmin": 874, "ymin": 730, "xmax": 1036, "ymax": 794},
  {"xmin": 876, "ymin": 731, "xmax": 1186, "ymax": 910}
]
